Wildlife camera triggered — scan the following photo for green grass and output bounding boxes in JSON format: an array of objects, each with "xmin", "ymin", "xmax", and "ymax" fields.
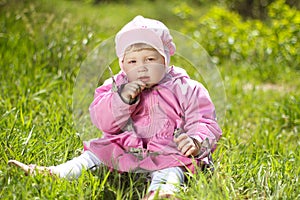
[{"xmin": 1, "ymin": 0, "xmax": 299, "ymax": 199}]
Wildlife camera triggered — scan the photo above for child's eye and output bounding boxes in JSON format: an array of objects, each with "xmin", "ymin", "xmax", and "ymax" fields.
[
  {"xmin": 128, "ymin": 60, "xmax": 136, "ymax": 64},
  {"xmin": 146, "ymin": 57, "xmax": 155, "ymax": 61}
]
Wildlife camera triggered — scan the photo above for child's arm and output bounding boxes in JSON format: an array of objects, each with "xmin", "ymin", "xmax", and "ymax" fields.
[
  {"xmin": 178, "ymin": 80, "xmax": 222, "ymax": 157},
  {"xmin": 89, "ymin": 78, "xmax": 139, "ymax": 134}
]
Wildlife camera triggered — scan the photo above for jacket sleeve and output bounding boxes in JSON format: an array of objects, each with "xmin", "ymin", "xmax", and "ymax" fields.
[
  {"xmin": 182, "ymin": 79, "xmax": 222, "ymax": 152},
  {"xmin": 89, "ymin": 78, "xmax": 138, "ymax": 134}
]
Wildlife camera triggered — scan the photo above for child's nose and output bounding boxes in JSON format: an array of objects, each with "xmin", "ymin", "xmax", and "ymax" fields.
[{"xmin": 137, "ymin": 65, "xmax": 148, "ymax": 72}]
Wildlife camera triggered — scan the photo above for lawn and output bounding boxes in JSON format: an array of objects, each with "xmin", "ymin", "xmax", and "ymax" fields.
[{"xmin": 0, "ymin": 0, "xmax": 299, "ymax": 199}]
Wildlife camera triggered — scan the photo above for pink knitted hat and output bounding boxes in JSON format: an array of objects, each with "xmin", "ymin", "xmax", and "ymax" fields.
[{"xmin": 115, "ymin": 15, "xmax": 176, "ymax": 68}]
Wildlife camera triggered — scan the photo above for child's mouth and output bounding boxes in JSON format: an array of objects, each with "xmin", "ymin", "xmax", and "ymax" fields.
[{"xmin": 138, "ymin": 76, "xmax": 150, "ymax": 82}]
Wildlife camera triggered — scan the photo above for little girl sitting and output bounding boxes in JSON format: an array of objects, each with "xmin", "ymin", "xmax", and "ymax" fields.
[{"xmin": 9, "ymin": 15, "xmax": 222, "ymax": 199}]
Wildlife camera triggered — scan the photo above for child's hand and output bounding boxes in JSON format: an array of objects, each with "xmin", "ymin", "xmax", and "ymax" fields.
[
  {"xmin": 120, "ymin": 80, "xmax": 146, "ymax": 103},
  {"xmin": 174, "ymin": 133, "xmax": 200, "ymax": 157}
]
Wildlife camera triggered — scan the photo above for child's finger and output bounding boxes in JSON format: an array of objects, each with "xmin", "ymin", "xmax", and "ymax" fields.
[
  {"xmin": 129, "ymin": 81, "xmax": 145, "ymax": 92},
  {"xmin": 173, "ymin": 133, "xmax": 189, "ymax": 144},
  {"xmin": 180, "ymin": 143, "xmax": 192, "ymax": 155},
  {"xmin": 134, "ymin": 80, "xmax": 147, "ymax": 90},
  {"xmin": 176, "ymin": 136, "xmax": 191, "ymax": 151},
  {"xmin": 184, "ymin": 146, "xmax": 198, "ymax": 157},
  {"xmin": 126, "ymin": 85, "xmax": 143, "ymax": 99}
]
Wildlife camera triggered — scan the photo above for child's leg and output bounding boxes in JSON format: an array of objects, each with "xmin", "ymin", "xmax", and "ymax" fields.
[
  {"xmin": 148, "ymin": 166, "xmax": 185, "ymax": 194},
  {"xmin": 8, "ymin": 150, "xmax": 101, "ymax": 179},
  {"xmin": 49, "ymin": 150, "xmax": 101, "ymax": 179}
]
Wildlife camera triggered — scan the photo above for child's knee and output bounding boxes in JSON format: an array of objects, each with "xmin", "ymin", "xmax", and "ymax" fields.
[{"xmin": 148, "ymin": 167, "xmax": 185, "ymax": 193}]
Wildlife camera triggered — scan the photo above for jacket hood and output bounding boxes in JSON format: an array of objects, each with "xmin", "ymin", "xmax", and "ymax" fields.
[{"xmin": 167, "ymin": 66, "xmax": 190, "ymax": 80}]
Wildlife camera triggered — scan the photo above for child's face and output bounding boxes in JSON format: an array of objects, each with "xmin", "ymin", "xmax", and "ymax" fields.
[{"xmin": 123, "ymin": 49, "xmax": 166, "ymax": 87}]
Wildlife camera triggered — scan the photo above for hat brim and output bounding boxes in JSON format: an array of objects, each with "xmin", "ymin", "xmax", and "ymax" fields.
[{"xmin": 116, "ymin": 28, "xmax": 167, "ymax": 62}]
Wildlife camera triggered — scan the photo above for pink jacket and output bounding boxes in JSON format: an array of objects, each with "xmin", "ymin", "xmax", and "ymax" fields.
[{"xmin": 85, "ymin": 66, "xmax": 222, "ymax": 173}]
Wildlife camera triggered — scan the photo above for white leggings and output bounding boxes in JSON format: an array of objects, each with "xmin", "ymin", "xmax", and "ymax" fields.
[
  {"xmin": 147, "ymin": 166, "xmax": 185, "ymax": 193},
  {"xmin": 49, "ymin": 151, "xmax": 185, "ymax": 193},
  {"xmin": 49, "ymin": 151, "xmax": 101, "ymax": 179}
]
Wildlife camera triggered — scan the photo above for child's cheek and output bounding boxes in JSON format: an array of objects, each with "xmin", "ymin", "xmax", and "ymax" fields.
[{"xmin": 125, "ymin": 68, "xmax": 139, "ymax": 82}]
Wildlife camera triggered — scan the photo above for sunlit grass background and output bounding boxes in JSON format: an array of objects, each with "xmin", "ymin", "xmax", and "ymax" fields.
[{"xmin": 1, "ymin": 0, "xmax": 299, "ymax": 199}]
